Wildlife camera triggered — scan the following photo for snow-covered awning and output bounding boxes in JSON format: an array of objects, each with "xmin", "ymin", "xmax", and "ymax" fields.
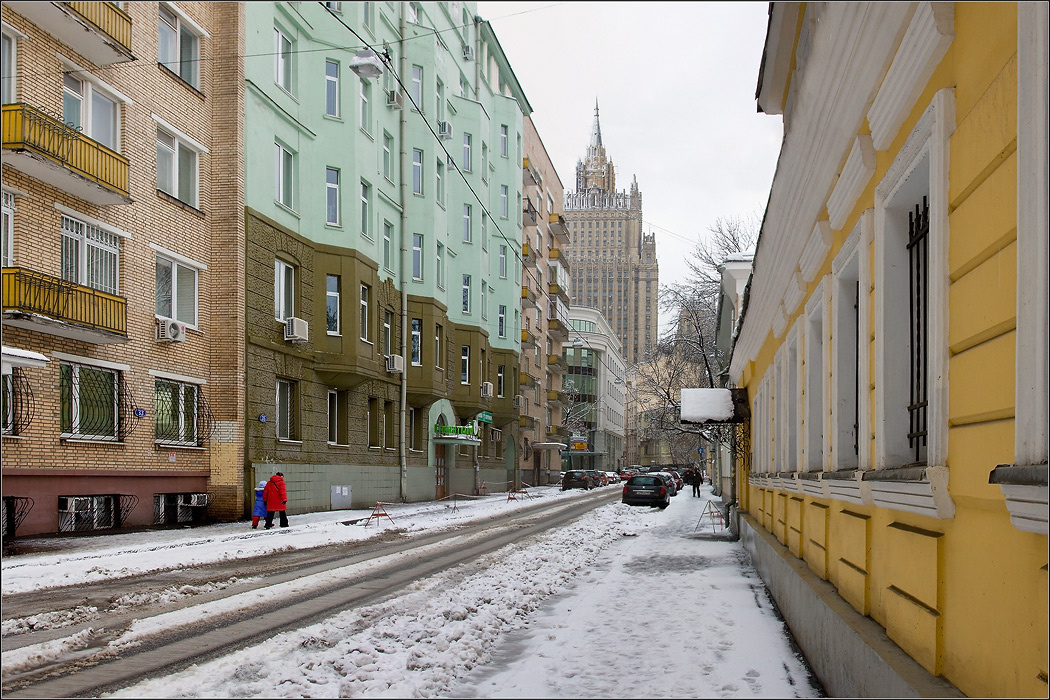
[
  {"xmin": 2, "ymin": 345, "xmax": 49, "ymax": 375},
  {"xmin": 680, "ymin": 388, "xmax": 749, "ymax": 424},
  {"xmin": 532, "ymin": 442, "xmax": 567, "ymax": 451}
]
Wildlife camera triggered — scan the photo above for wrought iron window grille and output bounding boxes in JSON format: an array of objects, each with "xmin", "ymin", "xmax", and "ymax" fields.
[
  {"xmin": 2, "ymin": 368, "xmax": 35, "ymax": 436},
  {"xmin": 907, "ymin": 196, "xmax": 930, "ymax": 465}
]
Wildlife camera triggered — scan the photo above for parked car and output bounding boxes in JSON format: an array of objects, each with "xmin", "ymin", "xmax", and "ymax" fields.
[
  {"xmin": 604, "ymin": 471, "xmax": 621, "ymax": 484},
  {"xmin": 652, "ymin": 472, "xmax": 677, "ymax": 496},
  {"xmin": 562, "ymin": 470, "xmax": 594, "ymax": 490},
  {"xmin": 586, "ymin": 469, "xmax": 607, "ymax": 486},
  {"xmin": 621, "ymin": 475, "xmax": 671, "ymax": 509},
  {"xmin": 666, "ymin": 469, "xmax": 685, "ymax": 492},
  {"xmin": 618, "ymin": 469, "xmax": 636, "ymax": 482}
]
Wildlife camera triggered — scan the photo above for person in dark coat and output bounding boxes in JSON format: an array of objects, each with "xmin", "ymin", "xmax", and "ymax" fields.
[
  {"xmin": 251, "ymin": 480, "xmax": 267, "ymax": 529},
  {"xmin": 692, "ymin": 468, "xmax": 702, "ymax": 497},
  {"xmin": 263, "ymin": 472, "xmax": 289, "ymax": 529}
]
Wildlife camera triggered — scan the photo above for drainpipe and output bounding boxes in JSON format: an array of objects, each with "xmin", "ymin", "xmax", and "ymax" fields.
[{"xmin": 398, "ymin": 12, "xmax": 409, "ymax": 502}]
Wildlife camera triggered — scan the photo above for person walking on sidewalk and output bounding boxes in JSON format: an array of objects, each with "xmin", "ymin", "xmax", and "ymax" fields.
[
  {"xmin": 263, "ymin": 472, "xmax": 289, "ymax": 529},
  {"xmin": 251, "ymin": 480, "xmax": 267, "ymax": 529},
  {"xmin": 692, "ymin": 469, "xmax": 702, "ymax": 497}
]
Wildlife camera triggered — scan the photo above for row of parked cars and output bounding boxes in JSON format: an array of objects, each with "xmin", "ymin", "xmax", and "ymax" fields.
[
  {"xmin": 560, "ymin": 469, "xmax": 622, "ymax": 490},
  {"xmin": 621, "ymin": 469, "xmax": 686, "ymax": 509}
]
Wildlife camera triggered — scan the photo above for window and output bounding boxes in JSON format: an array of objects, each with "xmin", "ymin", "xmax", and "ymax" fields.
[
  {"xmin": 481, "ymin": 213, "xmax": 487, "ymax": 251},
  {"xmin": 326, "ymin": 274, "xmax": 340, "ymax": 334},
  {"xmin": 481, "ymin": 143, "xmax": 488, "ymax": 181},
  {"xmin": 459, "ymin": 76, "xmax": 467, "ymax": 99},
  {"xmin": 832, "ymin": 224, "xmax": 864, "ymax": 469},
  {"xmin": 383, "ymin": 310, "xmax": 393, "ymax": 356},
  {"xmin": 463, "ymin": 133, "xmax": 472, "ymax": 172},
  {"xmin": 407, "ymin": 2, "xmax": 419, "ymax": 24},
  {"xmin": 61, "ymin": 214, "xmax": 119, "ymax": 295},
  {"xmin": 499, "ymin": 245, "xmax": 507, "ymax": 278},
  {"xmin": 435, "ymin": 79, "xmax": 445, "ymax": 123},
  {"xmin": 500, "ymin": 185, "xmax": 508, "ymax": 218},
  {"xmin": 359, "ymin": 283, "xmax": 371, "ymax": 341},
  {"xmin": 410, "ymin": 65, "xmax": 423, "ymax": 109},
  {"xmin": 462, "ymin": 274, "xmax": 471, "ymax": 313},
  {"xmin": 498, "ymin": 305, "xmax": 506, "ymax": 338},
  {"xmin": 383, "ymin": 220, "xmax": 393, "ymax": 270},
  {"xmin": 2, "ymin": 191, "xmax": 14, "ymax": 267},
  {"xmin": 497, "ymin": 365, "xmax": 505, "ymax": 397},
  {"xmin": 463, "ymin": 204, "xmax": 472, "ymax": 242},
  {"xmin": 323, "ymin": 1, "xmax": 342, "ymax": 11},
  {"xmin": 500, "ymin": 124, "xmax": 509, "ymax": 157},
  {"xmin": 325, "ymin": 60, "xmax": 340, "ymax": 116},
  {"xmin": 461, "ymin": 346, "xmax": 470, "ymax": 384},
  {"xmin": 409, "ymin": 407, "xmax": 418, "ymax": 450},
  {"xmin": 382, "ymin": 132, "xmax": 394, "ymax": 181},
  {"xmin": 274, "ymin": 27, "xmax": 293, "ymax": 92},
  {"xmin": 412, "ymin": 233, "xmax": 423, "ymax": 280},
  {"xmin": 412, "ymin": 149, "xmax": 424, "ymax": 195},
  {"xmin": 328, "ymin": 389, "xmax": 348, "ymax": 445},
  {"xmin": 436, "ymin": 159, "xmax": 445, "ymax": 205},
  {"xmin": 154, "ymin": 378, "xmax": 201, "ymax": 445},
  {"xmin": 60, "ymin": 361, "xmax": 120, "ymax": 440},
  {"xmin": 275, "ymin": 142, "xmax": 295, "ymax": 208},
  {"xmin": 804, "ymin": 283, "xmax": 827, "ymax": 472},
  {"xmin": 156, "ymin": 128, "xmax": 199, "ymax": 207},
  {"xmin": 1, "ymin": 31, "xmax": 15, "ymax": 104},
  {"xmin": 359, "ymin": 78, "xmax": 371, "ymax": 132},
  {"xmin": 155, "ymin": 254, "xmax": 198, "ymax": 326},
  {"xmin": 326, "ymin": 168, "xmax": 340, "ymax": 225},
  {"xmin": 158, "ymin": 4, "xmax": 200, "ymax": 87},
  {"xmin": 411, "ymin": 318, "xmax": 422, "ymax": 365},
  {"xmin": 274, "ymin": 258, "xmax": 294, "ymax": 321},
  {"xmin": 63, "ymin": 74, "xmax": 118, "ymax": 151},
  {"xmin": 361, "ymin": 2, "xmax": 373, "ymax": 29},
  {"xmin": 384, "ymin": 400, "xmax": 395, "ymax": 448},
  {"xmin": 367, "ymin": 397, "xmax": 380, "ymax": 447},
  {"xmin": 481, "ymin": 284, "xmax": 487, "ymax": 320},
  {"xmin": 435, "ymin": 324, "xmax": 443, "ymax": 369},
  {"xmin": 276, "ymin": 378, "xmax": 298, "ymax": 440},
  {"xmin": 436, "ymin": 242, "xmax": 445, "ymax": 289},
  {"xmin": 359, "ymin": 180, "xmax": 371, "ymax": 236},
  {"xmin": 58, "ymin": 495, "xmax": 115, "ymax": 533}
]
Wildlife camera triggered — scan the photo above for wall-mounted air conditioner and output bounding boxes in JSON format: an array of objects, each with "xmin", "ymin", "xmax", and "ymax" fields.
[
  {"xmin": 513, "ymin": 395, "xmax": 526, "ymax": 409},
  {"xmin": 386, "ymin": 89, "xmax": 403, "ymax": 109},
  {"xmin": 438, "ymin": 121, "xmax": 453, "ymax": 140},
  {"xmin": 386, "ymin": 354, "xmax": 405, "ymax": 373},
  {"xmin": 284, "ymin": 317, "xmax": 309, "ymax": 342},
  {"xmin": 156, "ymin": 318, "xmax": 187, "ymax": 343},
  {"xmin": 481, "ymin": 381, "xmax": 493, "ymax": 398},
  {"xmin": 462, "ymin": 45, "xmax": 474, "ymax": 61}
]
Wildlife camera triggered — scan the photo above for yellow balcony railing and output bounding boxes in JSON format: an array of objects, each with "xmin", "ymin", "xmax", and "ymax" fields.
[
  {"xmin": 2, "ymin": 103, "xmax": 130, "ymax": 198},
  {"xmin": 67, "ymin": 1, "xmax": 133, "ymax": 54},
  {"xmin": 2, "ymin": 267, "xmax": 127, "ymax": 337}
]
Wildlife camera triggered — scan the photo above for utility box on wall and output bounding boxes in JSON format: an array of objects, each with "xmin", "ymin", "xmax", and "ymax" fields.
[{"xmin": 331, "ymin": 485, "xmax": 352, "ymax": 510}]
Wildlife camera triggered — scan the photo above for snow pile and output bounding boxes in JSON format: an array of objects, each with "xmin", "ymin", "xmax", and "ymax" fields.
[{"xmin": 1, "ymin": 606, "xmax": 99, "ymax": 637}]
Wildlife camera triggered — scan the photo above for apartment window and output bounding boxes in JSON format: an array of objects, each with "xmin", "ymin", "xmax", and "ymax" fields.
[
  {"xmin": 462, "ymin": 274, "xmax": 471, "ymax": 313},
  {"xmin": 411, "ymin": 318, "xmax": 422, "ymax": 365},
  {"xmin": 61, "ymin": 215, "xmax": 119, "ymax": 295},
  {"xmin": 158, "ymin": 4, "xmax": 200, "ymax": 87},
  {"xmin": 154, "ymin": 378, "xmax": 201, "ymax": 446},
  {"xmin": 382, "ymin": 132, "xmax": 394, "ymax": 181},
  {"xmin": 459, "ymin": 76, "xmax": 467, "ymax": 99},
  {"xmin": 274, "ymin": 27, "xmax": 293, "ymax": 92},
  {"xmin": 274, "ymin": 142, "xmax": 295, "ymax": 208},
  {"xmin": 804, "ymin": 284, "xmax": 827, "ymax": 472},
  {"xmin": 359, "ymin": 284, "xmax": 371, "ymax": 341},
  {"xmin": 499, "ymin": 245, "xmax": 507, "ymax": 278},
  {"xmin": 1, "ymin": 32, "xmax": 15, "ymax": 104},
  {"xmin": 325, "ymin": 168, "xmax": 340, "ymax": 225},
  {"xmin": 325, "ymin": 60, "xmax": 340, "ymax": 117},
  {"xmin": 481, "ymin": 143, "xmax": 488, "ymax": 181},
  {"xmin": 832, "ymin": 231, "xmax": 863, "ymax": 467},
  {"xmin": 412, "ymin": 149, "xmax": 423, "ymax": 195},
  {"xmin": 461, "ymin": 346, "xmax": 470, "ymax": 384},
  {"xmin": 328, "ymin": 389, "xmax": 348, "ymax": 445},
  {"xmin": 463, "ymin": 204, "xmax": 472, "ymax": 242},
  {"xmin": 383, "ymin": 220, "xmax": 393, "ymax": 270},
  {"xmin": 410, "ymin": 65, "xmax": 423, "ymax": 109},
  {"xmin": 407, "ymin": 2, "xmax": 419, "ymax": 24},
  {"xmin": 409, "ymin": 407, "xmax": 418, "ymax": 450},
  {"xmin": 481, "ymin": 284, "xmax": 487, "ymax": 320},
  {"xmin": 1, "ymin": 191, "xmax": 12, "ymax": 267},
  {"xmin": 498, "ymin": 304, "xmax": 506, "ymax": 338},
  {"xmin": 63, "ymin": 74, "xmax": 118, "ymax": 151},
  {"xmin": 436, "ymin": 159, "xmax": 445, "ymax": 205},
  {"xmin": 412, "ymin": 234, "xmax": 423, "ymax": 280},
  {"xmin": 155, "ymin": 254, "xmax": 198, "ymax": 326},
  {"xmin": 361, "ymin": 2, "xmax": 373, "ymax": 29},
  {"xmin": 463, "ymin": 133, "xmax": 472, "ymax": 172},
  {"xmin": 436, "ymin": 242, "xmax": 445, "ymax": 289},
  {"xmin": 156, "ymin": 128, "xmax": 199, "ymax": 207},
  {"xmin": 323, "ymin": 1, "xmax": 342, "ymax": 11},
  {"xmin": 500, "ymin": 124, "xmax": 508, "ymax": 157},
  {"xmin": 383, "ymin": 310, "xmax": 393, "ymax": 356},
  {"xmin": 274, "ymin": 258, "xmax": 294, "ymax": 321},
  {"xmin": 359, "ymin": 78, "xmax": 371, "ymax": 132},
  {"xmin": 497, "ymin": 365, "xmax": 505, "ymax": 397},
  {"xmin": 58, "ymin": 495, "xmax": 115, "ymax": 533},
  {"xmin": 384, "ymin": 400, "xmax": 395, "ymax": 449},
  {"xmin": 481, "ymin": 213, "xmax": 487, "ymax": 251},
  {"xmin": 435, "ymin": 324, "xmax": 444, "ymax": 369},
  {"xmin": 326, "ymin": 274, "xmax": 340, "ymax": 334},
  {"xmin": 60, "ymin": 361, "xmax": 120, "ymax": 440},
  {"xmin": 367, "ymin": 397, "xmax": 380, "ymax": 447},
  {"xmin": 276, "ymin": 378, "xmax": 298, "ymax": 440},
  {"xmin": 359, "ymin": 180, "xmax": 371, "ymax": 236},
  {"xmin": 500, "ymin": 185, "xmax": 508, "ymax": 218},
  {"xmin": 435, "ymin": 79, "xmax": 445, "ymax": 123}
]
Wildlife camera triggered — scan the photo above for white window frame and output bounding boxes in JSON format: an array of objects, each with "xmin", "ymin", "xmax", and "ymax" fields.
[
  {"xmin": 412, "ymin": 233, "xmax": 423, "ymax": 280},
  {"xmin": 276, "ymin": 378, "xmax": 298, "ymax": 441},
  {"xmin": 158, "ymin": 3, "xmax": 202, "ymax": 88},
  {"xmin": 383, "ymin": 310, "xmax": 393, "ymax": 356},
  {"xmin": 500, "ymin": 185, "xmax": 508, "ymax": 218},
  {"xmin": 274, "ymin": 258, "xmax": 294, "ymax": 321},
  {"xmin": 462, "ymin": 274, "xmax": 471, "ymax": 314},
  {"xmin": 274, "ymin": 26, "xmax": 293, "ymax": 93},
  {"xmin": 326, "ymin": 167, "xmax": 340, "ymax": 226},
  {"xmin": 359, "ymin": 77, "xmax": 371, "ymax": 133},
  {"xmin": 1, "ymin": 26, "xmax": 21, "ymax": 104},
  {"xmin": 1, "ymin": 190, "xmax": 14, "ymax": 267},
  {"xmin": 58, "ymin": 358, "xmax": 124, "ymax": 441},
  {"xmin": 803, "ymin": 280, "xmax": 829, "ymax": 472},
  {"xmin": 326, "ymin": 273, "xmax": 340, "ymax": 335},
  {"xmin": 359, "ymin": 179, "xmax": 371, "ymax": 237},
  {"xmin": 436, "ymin": 242, "xmax": 445, "ymax": 290},
  {"xmin": 155, "ymin": 252, "xmax": 200, "ymax": 327},
  {"xmin": 436, "ymin": 158, "xmax": 444, "ymax": 206},
  {"xmin": 498, "ymin": 304, "xmax": 506, "ymax": 338},
  {"xmin": 461, "ymin": 345, "xmax": 470, "ymax": 384},
  {"xmin": 275, "ymin": 141, "xmax": 295, "ymax": 209},
  {"xmin": 60, "ymin": 213, "xmax": 121, "ymax": 295},
  {"xmin": 435, "ymin": 323, "xmax": 444, "ymax": 369},
  {"xmin": 63, "ymin": 71, "xmax": 120, "ymax": 152},
  {"xmin": 411, "ymin": 318, "xmax": 422, "ymax": 365},
  {"xmin": 412, "ymin": 149, "xmax": 423, "ymax": 195},
  {"xmin": 463, "ymin": 133, "xmax": 472, "ymax": 172},
  {"xmin": 383, "ymin": 220, "xmax": 393, "ymax": 271},
  {"xmin": 497, "ymin": 365, "xmax": 505, "ymax": 398},
  {"xmin": 359, "ymin": 283, "xmax": 371, "ymax": 341},
  {"xmin": 463, "ymin": 204, "xmax": 472, "ymax": 242},
  {"xmin": 499, "ymin": 245, "xmax": 507, "ymax": 278},
  {"xmin": 325, "ymin": 59, "xmax": 340, "ymax": 117},
  {"xmin": 410, "ymin": 64, "xmax": 423, "ymax": 110},
  {"xmin": 382, "ymin": 132, "xmax": 394, "ymax": 181},
  {"xmin": 153, "ymin": 115, "xmax": 206, "ymax": 208},
  {"xmin": 500, "ymin": 124, "xmax": 508, "ymax": 157},
  {"xmin": 153, "ymin": 377, "xmax": 201, "ymax": 446}
]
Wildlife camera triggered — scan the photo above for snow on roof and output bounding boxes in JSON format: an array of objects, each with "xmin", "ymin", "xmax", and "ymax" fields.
[
  {"xmin": 680, "ymin": 388, "xmax": 734, "ymax": 424},
  {"xmin": 2, "ymin": 345, "xmax": 48, "ymax": 363}
]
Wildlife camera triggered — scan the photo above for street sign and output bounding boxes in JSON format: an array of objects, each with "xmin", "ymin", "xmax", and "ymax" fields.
[{"xmin": 476, "ymin": 411, "xmax": 492, "ymax": 423}]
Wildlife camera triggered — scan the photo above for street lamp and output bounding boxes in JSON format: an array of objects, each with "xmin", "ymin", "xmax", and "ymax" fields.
[{"xmin": 349, "ymin": 48, "xmax": 384, "ymax": 79}]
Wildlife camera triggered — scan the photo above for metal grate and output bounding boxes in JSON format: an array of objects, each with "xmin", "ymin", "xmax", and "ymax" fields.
[
  {"xmin": 2, "ymin": 496, "xmax": 34, "ymax": 539},
  {"xmin": 57, "ymin": 494, "xmax": 138, "ymax": 533},
  {"xmin": 153, "ymin": 380, "xmax": 214, "ymax": 446},
  {"xmin": 907, "ymin": 196, "xmax": 930, "ymax": 464},
  {"xmin": 60, "ymin": 362, "xmax": 138, "ymax": 440},
  {"xmin": 2, "ymin": 368, "xmax": 35, "ymax": 436}
]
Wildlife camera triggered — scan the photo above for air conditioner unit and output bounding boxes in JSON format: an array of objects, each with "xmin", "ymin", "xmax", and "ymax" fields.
[
  {"xmin": 156, "ymin": 318, "xmax": 187, "ymax": 343},
  {"xmin": 513, "ymin": 395, "xmax": 526, "ymax": 409},
  {"xmin": 481, "ymin": 381, "xmax": 493, "ymax": 398},
  {"xmin": 386, "ymin": 353, "xmax": 405, "ymax": 373},
  {"xmin": 438, "ymin": 121, "xmax": 453, "ymax": 139},
  {"xmin": 462, "ymin": 45, "xmax": 474, "ymax": 61},
  {"xmin": 284, "ymin": 316, "xmax": 309, "ymax": 342},
  {"xmin": 386, "ymin": 89, "xmax": 403, "ymax": 109}
]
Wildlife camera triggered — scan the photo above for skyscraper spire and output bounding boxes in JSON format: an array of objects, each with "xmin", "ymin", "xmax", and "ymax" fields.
[{"xmin": 590, "ymin": 98, "xmax": 602, "ymax": 148}]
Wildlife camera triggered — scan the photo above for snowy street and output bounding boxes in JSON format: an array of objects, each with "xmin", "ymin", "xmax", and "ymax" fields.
[{"xmin": 2, "ymin": 483, "xmax": 823, "ymax": 698}]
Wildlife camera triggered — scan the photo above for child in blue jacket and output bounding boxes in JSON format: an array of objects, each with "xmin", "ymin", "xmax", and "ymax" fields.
[{"xmin": 251, "ymin": 480, "xmax": 266, "ymax": 529}]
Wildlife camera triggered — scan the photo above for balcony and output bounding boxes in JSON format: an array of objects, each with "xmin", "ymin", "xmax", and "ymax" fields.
[
  {"xmin": 519, "ymin": 414, "xmax": 537, "ymax": 431},
  {"xmin": 549, "ymin": 247, "xmax": 571, "ymax": 275},
  {"xmin": 547, "ymin": 318, "xmax": 569, "ymax": 341},
  {"xmin": 522, "ymin": 199, "xmax": 539, "ymax": 227},
  {"xmin": 2, "ymin": 267, "xmax": 128, "ymax": 343},
  {"xmin": 547, "ymin": 425, "xmax": 569, "ymax": 439},
  {"xmin": 546, "ymin": 353, "xmax": 567, "ymax": 373},
  {"xmin": 6, "ymin": 2, "xmax": 135, "ymax": 65},
  {"xmin": 519, "ymin": 371, "xmax": 536, "ymax": 388},
  {"xmin": 521, "ymin": 327, "xmax": 537, "ymax": 350},
  {"xmin": 521, "ymin": 284, "xmax": 537, "ymax": 309},
  {"xmin": 522, "ymin": 157, "xmax": 541, "ymax": 186},
  {"xmin": 549, "ymin": 213, "xmax": 570, "ymax": 245},
  {"xmin": 2, "ymin": 103, "xmax": 131, "ymax": 205},
  {"xmin": 548, "ymin": 282, "xmax": 570, "ymax": 304},
  {"xmin": 521, "ymin": 242, "xmax": 536, "ymax": 267},
  {"xmin": 546, "ymin": 389, "xmax": 567, "ymax": 407}
]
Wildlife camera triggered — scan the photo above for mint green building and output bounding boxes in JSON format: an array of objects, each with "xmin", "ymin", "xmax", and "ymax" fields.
[{"xmin": 242, "ymin": 1, "xmax": 529, "ymax": 511}]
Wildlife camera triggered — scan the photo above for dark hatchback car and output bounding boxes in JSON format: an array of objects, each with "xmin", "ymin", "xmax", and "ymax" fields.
[
  {"xmin": 562, "ymin": 470, "xmax": 595, "ymax": 490},
  {"xmin": 621, "ymin": 475, "xmax": 671, "ymax": 509}
]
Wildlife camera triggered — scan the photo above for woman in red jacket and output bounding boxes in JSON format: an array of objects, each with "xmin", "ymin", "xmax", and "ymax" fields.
[{"xmin": 262, "ymin": 472, "xmax": 289, "ymax": 529}]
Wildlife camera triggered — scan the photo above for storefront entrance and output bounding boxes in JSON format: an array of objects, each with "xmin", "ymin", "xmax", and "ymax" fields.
[{"xmin": 435, "ymin": 443, "xmax": 447, "ymax": 500}]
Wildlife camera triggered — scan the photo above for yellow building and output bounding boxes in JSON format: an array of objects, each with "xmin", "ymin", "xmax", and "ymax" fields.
[{"xmin": 728, "ymin": 3, "xmax": 1047, "ymax": 697}]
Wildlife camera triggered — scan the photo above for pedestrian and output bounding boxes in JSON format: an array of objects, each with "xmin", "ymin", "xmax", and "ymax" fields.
[
  {"xmin": 263, "ymin": 472, "xmax": 289, "ymax": 529},
  {"xmin": 251, "ymin": 480, "xmax": 266, "ymax": 529},
  {"xmin": 692, "ymin": 468, "xmax": 702, "ymax": 497}
]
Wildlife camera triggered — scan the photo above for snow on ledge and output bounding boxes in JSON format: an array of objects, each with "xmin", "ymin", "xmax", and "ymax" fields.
[{"xmin": 680, "ymin": 388, "xmax": 734, "ymax": 424}]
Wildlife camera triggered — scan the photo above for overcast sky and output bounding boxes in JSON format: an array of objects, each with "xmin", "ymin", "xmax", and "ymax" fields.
[{"xmin": 476, "ymin": 1, "xmax": 784, "ymax": 334}]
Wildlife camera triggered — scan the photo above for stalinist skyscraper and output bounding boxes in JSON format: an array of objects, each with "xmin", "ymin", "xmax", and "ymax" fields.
[{"xmin": 564, "ymin": 101, "xmax": 659, "ymax": 366}]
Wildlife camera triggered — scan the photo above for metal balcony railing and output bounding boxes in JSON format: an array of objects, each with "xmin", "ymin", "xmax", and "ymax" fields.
[
  {"xmin": 3, "ymin": 267, "xmax": 128, "ymax": 337},
  {"xmin": 67, "ymin": 1, "xmax": 133, "ymax": 53},
  {"xmin": 2, "ymin": 103, "xmax": 130, "ymax": 198}
]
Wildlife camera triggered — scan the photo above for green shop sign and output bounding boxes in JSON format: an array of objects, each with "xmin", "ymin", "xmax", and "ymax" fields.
[
  {"xmin": 476, "ymin": 411, "xmax": 492, "ymax": 423},
  {"xmin": 434, "ymin": 420, "xmax": 480, "ymax": 438}
]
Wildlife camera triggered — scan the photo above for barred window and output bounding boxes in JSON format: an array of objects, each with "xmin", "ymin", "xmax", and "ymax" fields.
[
  {"xmin": 60, "ymin": 362, "xmax": 131, "ymax": 440},
  {"xmin": 61, "ymin": 215, "xmax": 119, "ymax": 295},
  {"xmin": 154, "ymin": 378, "xmax": 210, "ymax": 446}
]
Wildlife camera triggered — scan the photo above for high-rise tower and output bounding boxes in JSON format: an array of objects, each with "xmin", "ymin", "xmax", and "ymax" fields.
[{"xmin": 564, "ymin": 101, "xmax": 659, "ymax": 366}]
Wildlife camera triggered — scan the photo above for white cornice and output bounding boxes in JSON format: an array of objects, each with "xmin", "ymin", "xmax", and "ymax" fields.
[
  {"xmin": 783, "ymin": 270, "xmax": 806, "ymax": 317},
  {"xmin": 771, "ymin": 304, "xmax": 788, "ymax": 339},
  {"xmin": 868, "ymin": 2, "xmax": 954, "ymax": 151},
  {"xmin": 827, "ymin": 135, "xmax": 876, "ymax": 230},
  {"xmin": 799, "ymin": 220, "xmax": 832, "ymax": 283}
]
